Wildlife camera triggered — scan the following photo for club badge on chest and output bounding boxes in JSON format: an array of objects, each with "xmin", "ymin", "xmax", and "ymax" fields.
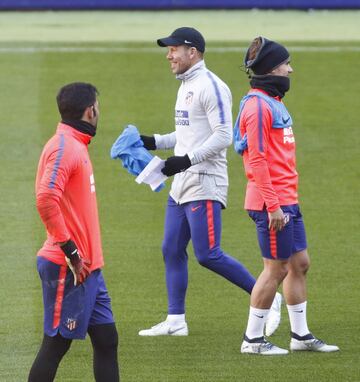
[{"xmin": 185, "ymin": 91, "xmax": 194, "ymax": 105}]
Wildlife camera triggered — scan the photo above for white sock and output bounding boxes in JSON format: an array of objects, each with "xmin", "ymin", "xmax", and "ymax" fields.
[
  {"xmin": 287, "ymin": 301, "xmax": 310, "ymax": 337},
  {"xmin": 166, "ymin": 314, "xmax": 185, "ymax": 324},
  {"xmin": 245, "ymin": 307, "xmax": 270, "ymax": 340}
]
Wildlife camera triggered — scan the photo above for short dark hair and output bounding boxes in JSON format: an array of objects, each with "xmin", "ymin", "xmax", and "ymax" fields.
[{"xmin": 56, "ymin": 82, "xmax": 99, "ymax": 120}]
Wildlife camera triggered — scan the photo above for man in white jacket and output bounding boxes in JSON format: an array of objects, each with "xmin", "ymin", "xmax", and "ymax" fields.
[{"xmin": 139, "ymin": 27, "xmax": 281, "ymax": 336}]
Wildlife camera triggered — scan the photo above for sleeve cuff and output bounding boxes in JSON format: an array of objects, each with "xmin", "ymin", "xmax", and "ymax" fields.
[
  {"xmin": 187, "ymin": 151, "xmax": 196, "ymax": 165},
  {"xmin": 153, "ymin": 134, "xmax": 161, "ymax": 149},
  {"xmin": 267, "ymin": 203, "xmax": 280, "ymax": 213}
]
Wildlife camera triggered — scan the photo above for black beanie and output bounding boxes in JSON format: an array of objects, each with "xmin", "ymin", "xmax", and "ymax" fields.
[{"xmin": 244, "ymin": 37, "xmax": 289, "ymax": 75}]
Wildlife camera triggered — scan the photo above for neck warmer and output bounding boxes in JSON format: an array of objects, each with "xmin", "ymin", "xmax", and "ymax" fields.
[
  {"xmin": 62, "ymin": 119, "xmax": 97, "ymax": 137},
  {"xmin": 176, "ymin": 60, "xmax": 205, "ymax": 82},
  {"xmin": 250, "ymin": 75, "xmax": 290, "ymax": 98}
]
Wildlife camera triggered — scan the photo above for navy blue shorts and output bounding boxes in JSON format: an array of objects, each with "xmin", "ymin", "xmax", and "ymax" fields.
[
  {"xmin": 37, "ymin": 257, "xmax": 115, "ymax": 339},
  {"xmin": 248, "ymin": 204, "xmax": 307, "ymax": 260}
]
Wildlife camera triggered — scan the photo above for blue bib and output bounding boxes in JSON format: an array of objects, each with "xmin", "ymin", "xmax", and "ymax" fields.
[{"xmin": 233, "ymin": 92, "xmax": 293, "ymax": 155}]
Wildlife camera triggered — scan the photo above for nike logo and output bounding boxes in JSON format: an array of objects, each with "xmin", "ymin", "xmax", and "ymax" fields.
[
  {"xmin": 254, "ymin": 314, "xmax": 264, "ymax": 319},
  {"xmin": 168, "ymin": 326, "xmax": 185, "ymax": 335},
  {"xmin": 191, "ymin": 206, "xmax": 201, "ymax": 212},
  {"xmin": 294, "ymin": 310, "xmax": 303, "ymax": 313},
  {"xmin": 184, "ymin": 39, "xmax": 193, "ymax": 44},
  {"xmin": 282, "ymin": 116, "xmax": 290, "ymax": 124}
]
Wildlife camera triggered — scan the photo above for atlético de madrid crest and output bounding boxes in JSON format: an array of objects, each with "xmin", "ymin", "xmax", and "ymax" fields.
[
  {"xmin": 185, "ymin": 91, "xmax": 194, "ymax": 105},
  {"xmin": 66, "ymin": 318, "xmax": 77, "ymax": 331}
]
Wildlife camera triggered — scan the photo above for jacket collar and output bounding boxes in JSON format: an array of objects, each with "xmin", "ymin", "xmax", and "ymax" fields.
[
  {"xmin": 249, "ymin": 88, "xmax": 281, "ymax": 101},
  {"xmin": 56, "ymin": 123, "xmax": 92, "ymax": 145},
  {"xmin": 176, "ymin": 60, "xmax": 206, "ymax": 82}
]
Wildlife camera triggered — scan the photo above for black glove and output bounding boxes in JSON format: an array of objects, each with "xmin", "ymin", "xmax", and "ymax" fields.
[
  {"xmin": 161, "ymin": 155, "xmax": 192, "ymax": 177},
  {"xmin": 60, "ymin": 240, "xmax": 90, "ymax": 286},
  {"xmin": 140, "ymin": 135, "xmax": 156, "ymax": 150}
]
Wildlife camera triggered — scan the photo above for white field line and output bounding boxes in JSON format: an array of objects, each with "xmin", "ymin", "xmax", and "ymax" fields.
[{"xmin": 0, "ymin": 46, "xmax": 360, "ymax": 53}]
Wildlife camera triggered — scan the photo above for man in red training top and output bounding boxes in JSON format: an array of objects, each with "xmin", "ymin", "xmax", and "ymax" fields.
[
  {"xmin": 234, "ymin": 37, "xmax": 339, "ymax": 355},
  {"xmin": 28, "ymin": 83, "xmax": 119, "ymax": 381}
]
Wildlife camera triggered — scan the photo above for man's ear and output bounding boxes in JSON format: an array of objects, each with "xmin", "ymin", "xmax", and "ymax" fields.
[
  {"xmin": 189, "ymin": 47, "xmax": 197, "ymax": 58},
  {"xmin": 82, "ymin": 105, "xmax": 93, "ymax": 121},
  {"xmin": 87, "ymin": 105, "xmax": 96, "ymax": 118}
]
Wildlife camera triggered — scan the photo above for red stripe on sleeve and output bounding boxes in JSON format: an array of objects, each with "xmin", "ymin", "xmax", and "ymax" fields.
[
  {"xmin": 206, "ymin": 200, "xmax": 215, "ymax": 249},
  {"xmin": 53, "ymin": 265, "xmax": 67, "ymax": 329}
]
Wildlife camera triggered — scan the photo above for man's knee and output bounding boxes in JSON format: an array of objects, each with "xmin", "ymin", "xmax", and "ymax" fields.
[
  {"xmin": 290, "ymin": 250, "xmax": 310, "ymax": 275},
  {"xmin": 88, "ymin": 323, "xmax": 118, "ymax": 353},
  {"xmin": 194, "ymin": 248, "xmax": 218, "ymax": 268},
  {"xmin": 43, "ymin": 333, "xmax": 72, "ymax": 361},
  {"xmin": 162, "ymin": 240, "xmax": 187, "ymax": 264},
  {"xmin": 88, "ymin": 324, "xmax": 120, "ymax": 382},
  {"xmin": 28, "ymin": 334, "xmax": 72, "ymax": 382},
  {"xmin": 297, "ymin": 257, "xmax": 310, "ymax": 274},
  {"xmin": 277, "ymin": 263, "xmax": 289, "ymax": 281},
  {"xmin": 161, "ymin": 240, "xmax": 173, "ymax": 259},
  {"xmin": 264, "ymin": 259, "xmax": 289, "ymax": 282}
]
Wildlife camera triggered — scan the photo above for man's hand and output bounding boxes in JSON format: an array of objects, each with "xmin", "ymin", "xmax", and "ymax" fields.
[
  {"xmin": 140, "ymin": 135, "xmax": 156, "ymax": 150},
  {"xmin": 268, "ymin": 208, "xmax": 287, "ymax": 232},
  {"xmin": 161, "ymin": 155, "xmax": 192, "ymax": 177},
  {"xmin": 60, "ymin": 240, "xmax": 90, "ymax": 286}
]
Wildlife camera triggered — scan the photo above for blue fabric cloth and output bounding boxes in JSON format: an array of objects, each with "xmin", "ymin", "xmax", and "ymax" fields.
[
  {"xmin": 233, "ymin": 91, "xmax": 293, "ymax": 155},
  {"xmin": 233, "ymin": 119, "xmax": 248, "ymax": 156},
  {"xmin": 110, "ymin": 125, "xmax": 164, "ymax": 192}
]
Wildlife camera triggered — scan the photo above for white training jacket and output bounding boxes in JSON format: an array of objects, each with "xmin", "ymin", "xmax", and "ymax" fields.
[{"xmin": 154, "ymin": 60, "xmax": 233, "ymax": 207}]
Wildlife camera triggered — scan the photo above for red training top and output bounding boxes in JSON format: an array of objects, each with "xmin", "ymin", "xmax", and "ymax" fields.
[
  {"xmin": 239, "ymin": 89, "xmax": 298, "ymax": 212},
  {"xmin": 35, "ymin": 123, "xmax": 104, "ymax": 271}
]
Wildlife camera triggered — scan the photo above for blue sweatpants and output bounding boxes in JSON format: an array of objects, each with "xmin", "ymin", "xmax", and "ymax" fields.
[{"xmin": 162, "ymin": 196, "xmax": 256, "ymax": 314}]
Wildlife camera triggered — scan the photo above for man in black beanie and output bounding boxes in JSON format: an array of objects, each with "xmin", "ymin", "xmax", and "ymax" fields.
[
  {"xmin": 244, "ymin": 36, "xmax": 291, "ymax": 98},
  {"xmin": 234, "ymin": 37, "xmax": 339, "ymax": 355}
]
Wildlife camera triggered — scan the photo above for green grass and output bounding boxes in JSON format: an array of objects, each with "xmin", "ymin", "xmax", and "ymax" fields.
[
  {"xmin": 0, "ymin": 10, "xmax": 359, "ymax": 382},
  {"xmin": 1, "ymin": 10, "xmax": 360, "ymax": 42}
]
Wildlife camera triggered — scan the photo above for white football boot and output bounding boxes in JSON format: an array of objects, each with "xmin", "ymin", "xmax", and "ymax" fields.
[
  {"xmin": 290, "ymin": 332, "xmax": 339, "ymax": 352},
  {"xmin": 265, "ymin": 292, "xmax": 282, "ymax": 336},
  {"xmin": 241, "ymin": 335, "xmax": 289, "ymax": 355},
  {"xmin": 138, "ymin": 320, "xmax": 188, "ymax": 336}
]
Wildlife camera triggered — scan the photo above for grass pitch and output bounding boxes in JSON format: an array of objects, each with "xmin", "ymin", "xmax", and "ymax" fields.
[{"xmin": 0, "ymin": 10, "xmax": 359, "ymax": 382}]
